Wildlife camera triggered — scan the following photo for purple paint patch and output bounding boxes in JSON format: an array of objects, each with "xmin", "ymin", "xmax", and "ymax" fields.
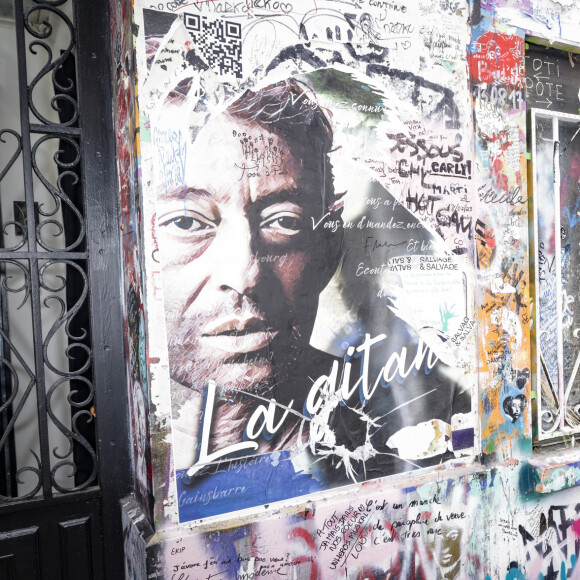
[{"xmin": 452, "ymin": 428, "xmax": 474, "ymax": 450}]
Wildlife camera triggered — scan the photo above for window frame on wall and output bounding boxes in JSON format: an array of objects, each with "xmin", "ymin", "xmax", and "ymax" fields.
[
  {"xmin": 526, "ymin": 41, "xmax": 580, "ymax": 446},
  {"xmin": 530, "ymin": 108, "xmax": 580, "ymax": 443}
]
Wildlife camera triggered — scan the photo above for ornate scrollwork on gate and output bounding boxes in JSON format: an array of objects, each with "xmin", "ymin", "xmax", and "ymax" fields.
[
  {"xmin": 0, "ymin": 130, "xmax": 28, "ymax": 250},
  {"xmin": 40, "ymin": 260, "xmax": 91, "ymax": 376},
  {"xmin": 32, "ymin": 138, "xmax": 85, "ymax": 251},
  {"xmin": 0, "ymin": 0, "xmax": 98, "ymax": 501},
  {"xmin": 0, "ymin": 324, "xmax": 43, "ymax": 502},
  {"xmin": 25, "ymin": 3, "xmax": 78, "ymax": 128},
  {"xmin": 47, "ymin": 376, "xmax": 96, "ymax": 493}
]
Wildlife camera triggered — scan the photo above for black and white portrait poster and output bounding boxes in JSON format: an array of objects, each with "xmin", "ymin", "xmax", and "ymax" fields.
[{"xmin": 135, "ymin": 2, "xmax": 477, "ymax": 523}]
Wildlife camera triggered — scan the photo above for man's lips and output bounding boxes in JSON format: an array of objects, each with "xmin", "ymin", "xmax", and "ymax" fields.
[
  {"xmin": 202, "ymin": 316, "xmax": 270, "ymax": 335},
  {"xmin": 201, "ymin": 316, "xmax": 278, "ymax": 354}
]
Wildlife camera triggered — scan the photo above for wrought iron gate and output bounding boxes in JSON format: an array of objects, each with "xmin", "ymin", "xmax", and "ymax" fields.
[{"xmin": 0, "ymin": 0, "xmax": 130, "ymax": 578}]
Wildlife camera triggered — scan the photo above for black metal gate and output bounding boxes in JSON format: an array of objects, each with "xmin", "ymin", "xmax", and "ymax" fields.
[{"xmin": 0, "ymin": 0, "xmax": 131, "ymax": 578}]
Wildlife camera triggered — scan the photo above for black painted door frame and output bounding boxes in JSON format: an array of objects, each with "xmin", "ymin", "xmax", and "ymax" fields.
[{"xmin": 0, "ymin": 0, "xmax": 132, "ymax": 578}]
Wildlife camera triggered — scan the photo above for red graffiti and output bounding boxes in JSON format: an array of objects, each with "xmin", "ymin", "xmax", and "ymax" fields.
[
  {"xmin": 493, "ymin": 158, "xmax": 509, "ymax": 192},
  {"xmin": 288, "ymin": 526, "xmax": 317, "ymax": 549},
  {"xmin": 572, "ymin": 518, "xmax": 580, "ymax": 538},
  {"xmin": 469, "ymin": 32, "xmax": 524, "ymax": 86},
  {"xmin": 288, "ymin": 526, "xmax": 318, "ymax": 580},
  {"xmin": 485, "ymin": 228, "xmax": 496, "ymax": 249}
]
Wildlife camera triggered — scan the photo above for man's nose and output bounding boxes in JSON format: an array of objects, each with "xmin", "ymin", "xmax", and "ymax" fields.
[{"xmin": 212, "ymin": 220, "xmax": 261, "ymax": 296}]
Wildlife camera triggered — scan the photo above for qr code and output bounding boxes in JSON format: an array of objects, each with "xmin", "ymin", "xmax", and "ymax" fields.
[{"xmin": 184, "ymin": 13, "xmax": 242, "ymax": 79}]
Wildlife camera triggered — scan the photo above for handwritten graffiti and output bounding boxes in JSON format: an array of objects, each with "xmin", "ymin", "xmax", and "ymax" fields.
[{"xmin": 516, "ymin": 505, "xmax": 580, "ymax": 580}]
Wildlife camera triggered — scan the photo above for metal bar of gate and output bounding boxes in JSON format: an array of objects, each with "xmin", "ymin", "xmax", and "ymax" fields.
[
  {"xmin": 0, "ymin": 252, "xmax": 88, "ymax": 260},
  {"xmin": 13, "ymin": 0, "xmax": 53, "ymax": 499}
]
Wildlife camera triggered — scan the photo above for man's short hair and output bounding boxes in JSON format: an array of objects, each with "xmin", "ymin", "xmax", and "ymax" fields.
[{"xmin": 226, "ymin": 79, "xmax": 340, "ymax": 217}]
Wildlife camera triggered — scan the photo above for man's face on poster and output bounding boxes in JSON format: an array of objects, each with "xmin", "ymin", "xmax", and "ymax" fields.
[{"xmin": 157, "ymin": 114, "xmax": 335, "ymax": 393}]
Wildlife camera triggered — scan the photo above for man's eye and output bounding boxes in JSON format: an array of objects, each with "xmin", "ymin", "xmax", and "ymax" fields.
[
  {"xmin": 160, "ymin": 211, "xmax": 215, "ymax": 234},
  {"xmin": 261, "ymin": 213, "xmax": 302, "ymax": 233},
  {"xmin": 172, "ymin": 216, "xmax": 209, "ymax": 231}
]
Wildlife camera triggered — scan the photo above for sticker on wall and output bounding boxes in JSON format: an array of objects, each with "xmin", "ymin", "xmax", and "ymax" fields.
[{"xmin": 183, "ymin": 13, "xmax": 242, "ymax": 79}]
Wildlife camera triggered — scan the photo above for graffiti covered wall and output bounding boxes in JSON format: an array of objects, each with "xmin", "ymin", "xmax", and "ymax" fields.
[
  {"xmin": 110, "ymin": 0, "xmax": 154, "ymax": 519},
  {"xmin": 124, "ymin": 0, "xmax": 580, "ymax": 576},
  {"xmin": 148, "ymin": 463, "xmax": 580, "ymax": 579}
]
